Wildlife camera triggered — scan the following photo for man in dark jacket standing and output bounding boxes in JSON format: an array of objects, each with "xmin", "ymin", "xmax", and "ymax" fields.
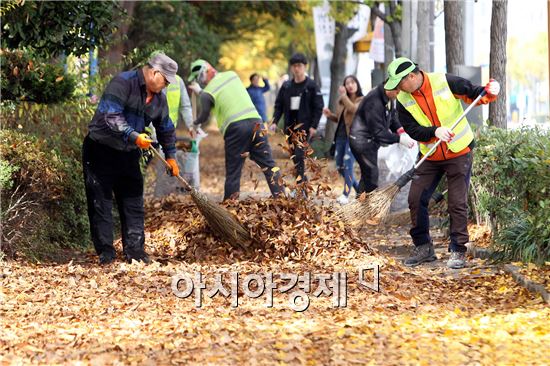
[
  {"xmin": 271, "ymin": 53, "xmax": 324, "ymax": 184},
  {"xmin": 83, "ymin": 53, "xmax": 179, "ymax": 265},
  {"xmin": 349, "ymin": 83, "xmax": 416, "ymax": 195}
]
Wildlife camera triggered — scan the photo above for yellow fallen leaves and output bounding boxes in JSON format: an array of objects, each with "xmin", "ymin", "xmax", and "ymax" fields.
[
  {"xmin": 1, "ymin": 244, "xmax": 549, "ymax": 365},
  {"xmin": 2, "ymin": 129, "xmax": 548, "ymax": 365}
]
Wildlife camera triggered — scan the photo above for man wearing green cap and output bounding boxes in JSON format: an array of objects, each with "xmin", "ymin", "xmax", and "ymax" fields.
[
  {"xmin": 384, "ymin": 57, "xmax": 500, "ymax": 269},
  {"xmin": 187, "ymin": 59, "xmax": 283, "ymax": 200}
]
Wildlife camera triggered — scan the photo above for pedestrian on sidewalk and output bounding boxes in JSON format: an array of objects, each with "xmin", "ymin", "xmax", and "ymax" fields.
[
  {"xmin": 384, "ymin": 57, "xmax": 500, "ymax": 269},
  {"xmin": 322, "ymin": 75, "xmax": 364, "ymax": 205},
  {"xmin": 247, "ymin": 73, "xmax": 270, "ymax": 122},
  {"xmin": 349, "ymin": 83, "xmax": 416, "ymax": 196},
  {"xmin": 187, "ymin": 59, "xmax": 283, "ymax": 201},
  {"xmin": 271, "ymin": 53, "xmax": 324, "ymax": 185},
  {"xmin": 83, "ymin": 53, "xmax": 180, "ymax": 265}
]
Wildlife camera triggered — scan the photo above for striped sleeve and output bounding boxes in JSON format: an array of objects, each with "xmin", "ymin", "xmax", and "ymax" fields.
[{"xmin": 97, "ymin": 76, "xmax": 136, "ymax": 142}]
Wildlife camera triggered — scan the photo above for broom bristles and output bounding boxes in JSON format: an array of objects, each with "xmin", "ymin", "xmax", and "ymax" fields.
[
  {"xmin": 333, "ymin": 184, "xmax": 402, "ymax": 227},
  {"xmin": 190, "ymin": 190, "xmax": 251, "ymax": 247}
]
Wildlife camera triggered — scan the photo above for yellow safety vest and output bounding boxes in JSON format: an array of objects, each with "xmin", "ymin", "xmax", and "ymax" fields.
[
  {"xmin": 166, "ymin": 75, "xmax": 182, "ymax": 128},
  {"xmin": 397, "ymin": 73, "xmax": 474, "ymax": 157},
  {"xmin": 203, "ymin": 71, "xmax": 261, "ymax": 136}
]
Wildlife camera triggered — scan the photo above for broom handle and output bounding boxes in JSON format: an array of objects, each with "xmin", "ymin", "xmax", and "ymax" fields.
[
  {"xmin": 149, "ymin": 146, "xmax": 192, "ymax": 191},
  {"xmin": 413, "ymin": 90, "xmax": 486, "ymax": 170}
]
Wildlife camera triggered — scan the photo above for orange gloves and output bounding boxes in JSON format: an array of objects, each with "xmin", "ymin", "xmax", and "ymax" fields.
[
  {"xmin": 135, "ymin": 133, "xmax": 153, "ymax": 149},
  {"xmin": 166, "ymin": 158, "xmax": 179, "ymax": 177}
]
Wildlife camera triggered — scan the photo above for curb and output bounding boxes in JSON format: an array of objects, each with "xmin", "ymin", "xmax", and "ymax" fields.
[
  {"xmin": 468, "ymin": 244, "xmax": 549, "ymax": 304},
  {"xmin": 503, "ymin": 264, "xmax": 550, "ymax": 304}
]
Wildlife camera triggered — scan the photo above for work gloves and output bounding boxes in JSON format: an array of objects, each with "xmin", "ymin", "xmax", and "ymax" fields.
[
  {"xmin": 435, "ymin": 127, "xmax": 455, "ymax": 142},
  {"xmin": 135, "ymin": 133, "xmax": 153, "ymax": 149},
  {"xmin": 189, "ymin": 81, "xmax": 202, "ymax": 95},
  {"xmin": 485, "ymin": 79, "xmax": 500, "ymax": 96},
  {"xmin": 397, "ymin": 127, "xmax": 415, "ymax": 149},
  {"xmin": 166, "ymin": 158, "xmax": 179, "ymax": 177}
]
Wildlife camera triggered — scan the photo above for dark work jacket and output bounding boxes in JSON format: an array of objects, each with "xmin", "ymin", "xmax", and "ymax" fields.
[
  {"xmin": 273, "ymin": 77, "xmax": 324, "ymax": 131},
  {"xmin": 349, "ymin": 84, "xmax": 402, "ymax": 147}
]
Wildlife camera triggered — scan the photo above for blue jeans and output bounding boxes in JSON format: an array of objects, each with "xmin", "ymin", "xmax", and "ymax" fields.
[{"xmin": 334, "ymin": 137, "xmax": 358, "ymax": 196}]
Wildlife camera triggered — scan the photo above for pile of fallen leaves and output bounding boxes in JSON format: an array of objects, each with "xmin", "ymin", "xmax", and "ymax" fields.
[
  {"xmin": 469, "ymin": 223, "xmax": 492, "ymax": 248},
  {"xmin": 3, "ymin": 129, "xmax": 550, "ymax": 365},
  {"xmin": 144, "ymin": 194, "xmax": 374, "ymax": 265}
]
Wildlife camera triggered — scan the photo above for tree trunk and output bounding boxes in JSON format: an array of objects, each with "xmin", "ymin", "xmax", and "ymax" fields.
[
  {"xmin": 369, "ymin": 1, "xmax": 403, "ymax": 59},
  {"xmin": 416, "ymin": 0, "xmax": 432, "ymax": 71},
  {"xmin": 326, "ymin": 21, "xmax": 352, "ymax": 141},
  {"xmin": 489, "ymin": 0, "xmax": 508, "ymax": 128},
  {"xmin": 98, "ymin": 1, "xmax": 136, "ymax": 77},
  {"xmin": 444, "ymin": 0, "xmax": 464, "ymax": 74},
  {"xmin": 388, "ymin": 0, "xmax": 402, "ymax": 57}
]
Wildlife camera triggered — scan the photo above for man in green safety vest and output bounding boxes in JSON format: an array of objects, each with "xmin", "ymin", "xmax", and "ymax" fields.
[
  {"xmin": 187, "ymin": 59, "xmax": 283, "ymax": 201},
  {"xmin": 384, "ymin": 57, "xmax": 500, "ymax": 269},
  {"xmin": 147, "ymin": 52, "xmax": 195, "ymax": 197},
  {"xmin": 164, "ymin": 74, "xmax": 193, "ymax": 131}
]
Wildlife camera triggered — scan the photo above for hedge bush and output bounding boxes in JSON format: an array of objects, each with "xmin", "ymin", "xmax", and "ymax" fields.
[
  {"xmin": 0, "ymin": 48, "xmax": 76, "ymax": 104},
  {"xmin": 0, "ymin": 99, "xmax": 94, "ymax": 260},
  {"xmin": 471, "ymin": 127, "xmax": 550, "ymax": 263}
]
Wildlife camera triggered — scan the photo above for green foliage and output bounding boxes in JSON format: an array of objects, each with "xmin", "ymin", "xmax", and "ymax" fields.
[
  {"xmin": 0, "ymin": 49, "xmax": 76, "ymax": 103},
  {"xmin": 0, "ymin": 159, "xmax": 17, "ymax": 190},
  {"xmin": 0, "ymin": 100, "xmax": 94, "ymax": 260},
  {"xmin": 126, "ymin": 1, "xmax": 221, "ymax": 71},
  {"xmin": 262, "ymin": 2, "xmax": 317, "ymax": 64},
  {"xmin": 471, "ymin": 127, "xmax": 550, "ymax": 263},
  {"xmin": 189, "ymin": 1, "xmax": 302, "ymax": 42},
  {"xmin": 124, "ymin": 1, "xmax": 304, "ymax": 74},
  {"xmin": 329, "ymin": 1, "xmax": 359, "ymax": 23},
  {"xmin": 1, "ymin": 1, "xmax": 123, "ymax": 58},
  {"xmin": 364, "ymin": 0, "xmax": 402, "ymax": 23},
  {"xmin": 0, "ymin": 0, "xmax": 23, "ymax": 17}
]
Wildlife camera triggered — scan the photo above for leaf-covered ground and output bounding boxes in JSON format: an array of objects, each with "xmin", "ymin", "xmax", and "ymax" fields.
[{"xmin": 1, "ymin": 129, "xmax": 549, "ymax": 365}]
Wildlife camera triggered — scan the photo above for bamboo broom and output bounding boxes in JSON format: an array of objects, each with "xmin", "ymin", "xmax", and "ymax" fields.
[
  {"xmin": 150, "ymin": 146, "xmax": 251, "ymax": 247},
  {"xmin": 334, "ymin": 90, "xmax": 487, "ymax": 226}
]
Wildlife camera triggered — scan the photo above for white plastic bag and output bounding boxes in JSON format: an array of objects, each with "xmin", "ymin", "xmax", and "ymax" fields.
[
  {"xmin": 180, "ymin": 148, "xmax": 200, "ymax": 190},
  {"xmin": 153, "ymin": 144, "xmax": 200, "ymax": 197},
  {"xmin": 378, "ymin": 143, "xmax": 418, "ymax": 180}
]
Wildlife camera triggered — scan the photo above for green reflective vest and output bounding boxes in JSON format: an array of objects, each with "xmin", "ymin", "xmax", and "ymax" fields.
[
  {"xmin": 166, "ymin": 75, "xmax": 182, "ymax": 128},
  {"xmin": 397, "ymin": 73, "xmax": 474, "ymax": 157},
  {"xmin": 203, "ymin": 71, "xmax": 261, "ymax": 135}
]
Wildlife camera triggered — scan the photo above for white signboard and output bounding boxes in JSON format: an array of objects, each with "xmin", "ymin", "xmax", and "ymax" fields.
[{"xmin": 312, "ymin": 3, "xmax": 335, "ymax": 131}]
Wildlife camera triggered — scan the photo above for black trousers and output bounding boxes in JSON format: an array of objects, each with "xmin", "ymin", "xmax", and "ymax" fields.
[
  {"xmin": 82, "ymin": 135, "xmax": 146, "ymax": 259},
  {"xmin": 409, "ymin": 153, "xmax": 473, "ymax": 252},
  {"xmin": 224, "ymin": 119, "xmax": 282, "ymax": 200},
  {"xmin": 284, "ymin": 128, "xmax": 310, "ymax": 184},
  {"xmin": 349, "ymin": 137, "xmax": 379, "ymax": 196}
]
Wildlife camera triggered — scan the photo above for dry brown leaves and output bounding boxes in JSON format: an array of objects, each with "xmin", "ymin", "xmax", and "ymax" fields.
[
  {"xmin": 2, "ymin": 129, "xmax": 549, "ymax": 365},
  {"xmin": 145, "ymin": 194, "xmax": 372, "ymax": 267},
  {"xmin": 514, "ymin": 262, "xmax": 550, "ymax": 287},
  {"xmin": 469, "ymin": 223, "xmax": 493, "ymax": 248}
]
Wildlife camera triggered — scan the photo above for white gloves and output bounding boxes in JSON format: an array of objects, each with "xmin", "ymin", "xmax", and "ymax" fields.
[
  {"xmin": 485, "ymin": 79, "xmax": 500, "ymax": 96},
  {"xmin": 399, "ymin": 132, "xmax": 416, "ymax": 149},
  {"xmin": 195, "ymin": 126, "xmax": 208, "ymax": 140},
  {"xmin": 435, "ymin": 127, "xmax": 455, "ymax": 142},
  {"xmin": 189, "ymin": 81, "xmax": 202, "ymax": 95}
]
